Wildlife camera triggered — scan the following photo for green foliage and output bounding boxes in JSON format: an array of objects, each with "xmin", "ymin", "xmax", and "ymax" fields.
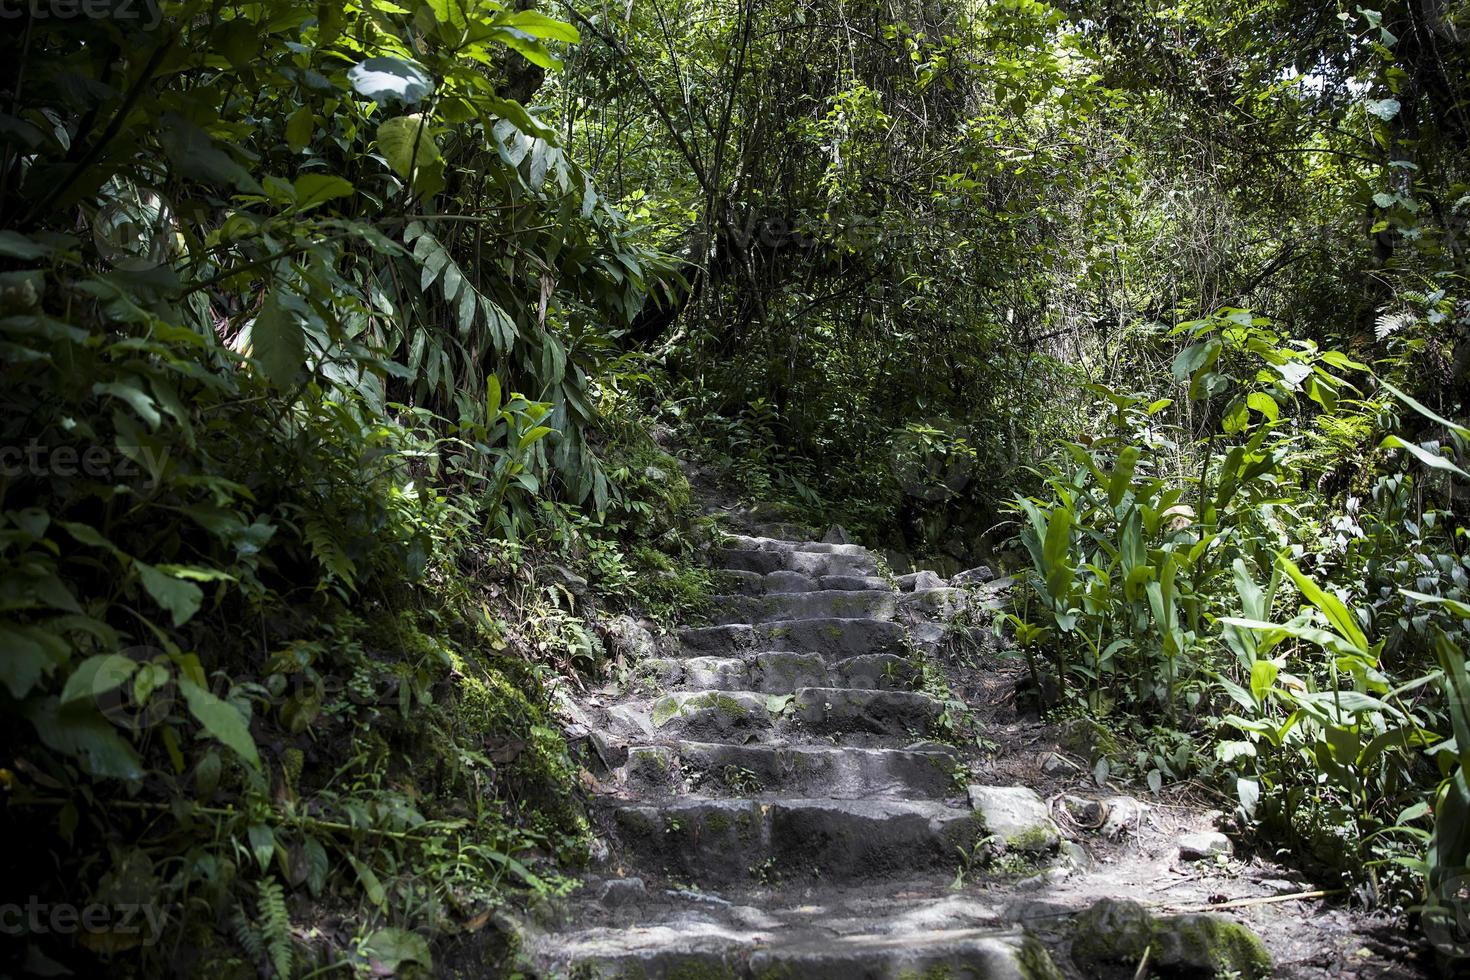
[
  {"xmin": 0, "ymin": 0, "xmax": 693, "ymax": 972},
  {"xmin": 4, "ymin": 0, "xmax": 1470, "ymax": 967},
  {"xmin": 1008, "ymin": 306, "xmax": 1469, "ymax": 908}
]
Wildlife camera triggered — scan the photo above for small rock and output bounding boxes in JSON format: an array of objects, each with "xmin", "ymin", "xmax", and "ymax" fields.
[
  {"xmin": 912, "ymin": 569, "xmax": 945, "ymax": 590},
  {"xmin": 587, "ymin": 837, "xmax": 612, "ymax": 867},
  {"xmin": 968, "ymin": 785, "xmax": 1061, "ymax": 853},
  {"xmin": 1057, "ymin": 794, "xmax": 1106, "ymax": 828},
  {"xmin": 1058, "ymin": 839, "xmax": 1093, "ymax": 872},
  {"xmin": 603, "ymin": 614, "xmax": 656, "ymax": 661},
  {"xmin": 883, "ymin": 549, "xmax": 914, "ymax": 575},
  {"xmin": 587, "ymin": 731, "xmax": 627, "ymax": 773},
  {"xmin": 822, "ymin": 524, "xmax": 853, "ymax": 544},
  {"xmin": 952, "ymin": 565, "xmax": 996, "ymax": 585},
  {"xmin": 1178, "ymin": 830, "xmax": 1233, "ymax": 860},
  {"xmin": 596, "ymin": 877, "xmax": 646, "ymax": 907},
  {"xmin": 1100, "ymin": 795, "xmax": 1148, "ymax": 839},
  {"xmin": 664, "ymin": 888, "xmax": 732, "ymax": 907},
  {"xmin": 908, "ymin": 620, "xmax": 946, "ymax": 655},
  {"xmin": 541, "ymin": 563, "xmax": 588, "ymax": 596}
]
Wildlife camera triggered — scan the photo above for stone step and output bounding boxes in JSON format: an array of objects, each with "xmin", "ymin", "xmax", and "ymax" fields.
[
  {"xmin": 612, "ymin": 796, "xmax": 984, "ymax": 883},
  {"xmin": 681, "ymin": 618, "xmax": 908, "ymax": 658},
  {"xmin": 747, "ymin": 928, "xmax": 1058, "ymax": 980},
  {"xmin": 620, "ymin": 740, "xmax": 961, "ymax": 800},
  {"xmin": 707, "ymin": 589, "xmax": 897, "ymax": 625},
  {"xmin": 721, "ymin": 534, "xmax": 869, "ymax": 556},
  {"xmin": 535, "ymin": 924, "xmax": 1056, "ymax": 979},
  {"xmin": 717, "ymin": 547, "xmax": 878, "ymax": 577},
  {"xmin": 643, "ymin": 688, "xmax": 946, "ymax": 742},
  {"xmin": 639, "ymin": 652, "xmax": 916, "ymax": 693},
  {"xmin": 714, "ymin": 569, "xmax": 890, "ymax": 596},
  {"xmin": 746, "ymin": 521, "xmax": 817, "ymax": 540}
]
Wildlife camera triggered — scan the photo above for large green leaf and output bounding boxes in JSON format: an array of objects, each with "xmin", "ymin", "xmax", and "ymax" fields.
[
  {"xmin": 0, "ymin": 624, "xmax": 64, "ymax": 698},
  {"xmin": 179, "ymin": 676, "xmax": 260, "ymax": 769},
  {"xmin": 1171, "ymin": 339, "xmax": 1221, "ymax": 385},
  {"xmin": 361, "ymin": 928, "xmax": 432, "ymax": 973},
  {"xmin": 26, "ymin": 698, "xmax": 144, "ymax": 780},
  {"xmin": 60, "ymin": 654, "xmax": 138, "ymax": 707},
  {"xmin": 135, "ymin": 560, "xmax": 204, "ymax": 626},
  {"xmin": 377, "ymin": 115, "xmax": 446, "ymax": 196},
  {"xmin": 1277, "ymin": 554, "xmax": 1368, "ymax": 653},
  {"xmin": 1379, "ymin": 377, "xmax": 1470, "ymax": 440},
  {"xmin": 494, "ymin": 9, "xmax": 580, "ymax": 42},
  {"xmin": 1249, "ymin": 659, "xmax": 1278, "ymax": 703},
  {"xmin": 347, "ymin": 57, "xmax": 433, "ymax": 105},
  {"xmin": 292, "ymin": 174, "xmax": 354, "ymax": 211},
  {"xmin": 1380, "ymin": 434, "xmax": 1469, "ymax": 479},
  {"xmin": 250, "ymin": 287, "xmax": 306, "ymax": 388}
]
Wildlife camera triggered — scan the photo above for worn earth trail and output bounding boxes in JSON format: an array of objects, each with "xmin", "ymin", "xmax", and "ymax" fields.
[{"xmin": 521, "ymin": 494, "xmax": 1435, "ymax": 978}]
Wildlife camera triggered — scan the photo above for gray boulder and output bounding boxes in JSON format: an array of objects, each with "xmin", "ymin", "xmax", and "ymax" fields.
[
  {"xmin": 1178, "ymin": 830, "xmax": 1233, "ymax": 861},
  {"xmin": 603, "ymin": 614, "xmax": 656, "ymax": 661},
  {"xmin": 968, "ymin": 785, "xmax": 1060, "ymax": 853},
  {"xmin": 953, "ymin": 565, "xmax": 996, "ymax": 585}
]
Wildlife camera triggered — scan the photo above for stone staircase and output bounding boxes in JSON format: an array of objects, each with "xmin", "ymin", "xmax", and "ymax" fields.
[{"xmin": 526, "ymin": 527, "xmax": 1068, "ymax": 978}]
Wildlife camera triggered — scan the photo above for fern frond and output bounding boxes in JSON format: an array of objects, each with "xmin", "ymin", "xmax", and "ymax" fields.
[
  {"xmin": 1375, "ymin": 310, "xmax": 1414, "ymax": 340},
  {"xmin": 230, "ymin": 906, "xmax": 264, "ymax": 961},
  {"xmin": 258, "ymin": 878, "xmax": 293, "ymax": 980},
  {"xmin": 303, "ymin": 518, "xmax": 357, "ymax": 587}
]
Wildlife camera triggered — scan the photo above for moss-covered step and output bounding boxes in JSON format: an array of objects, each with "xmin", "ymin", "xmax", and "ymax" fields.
[
  {"xmin": 539, "ymin": 925, "xmax": 1060, "ymax": 979},
  {"xmin": 533, "ymin": 920, "xmax": 1060, "ymax": 980},
  {"xmin": 620, "ymin": 739, "xmax": 962, "ymax": 800},
  {"xmin": 790, "ymin": 687, "xmax": 946, "ymax": 736},
  {"xmin": 719, "ymin": 570, "xmax": 891, "ymax": 594},
  {"xmin": 746, "ymin": 928, "xmax": 1063, "ymax": 980},
  {"xmin": 612, "ymin": 796, "xmax": 986, "ymax": 882},
  {"xmin": 720, "ymin": 534, "xmax": 871, "ymax": 556},
  {"xmin": 645, "ymin": 688, "xmax": 946, "ymax": 741},
  {"xmin": 680, "ymin": 618, "xmax": 908, "ymax": 657},
  {"xmin": 639, "ymin": 653, "xmax": 917, "ymax": 694},
  {"xmin": 716, "ymin": 547, "xmax": 879, "ymax": 577},
  {"xmin": 707, "ymin": 590, "xmax": 899, "ymax": 625}
]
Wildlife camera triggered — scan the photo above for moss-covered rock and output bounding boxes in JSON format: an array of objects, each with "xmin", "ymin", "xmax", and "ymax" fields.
[
  {"xmin": 967, "ymin": 785, "xmax": 1061, "ymax": 854},
  {"xmin": 1070, "ymin": 898, "xmax": 1272, "ymax": 979}
]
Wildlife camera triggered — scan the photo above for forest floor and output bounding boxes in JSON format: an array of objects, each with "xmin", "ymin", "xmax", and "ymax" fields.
[{"xmin": 951, "ymin": 648, "xmax": 1437, "ymax": 979}]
